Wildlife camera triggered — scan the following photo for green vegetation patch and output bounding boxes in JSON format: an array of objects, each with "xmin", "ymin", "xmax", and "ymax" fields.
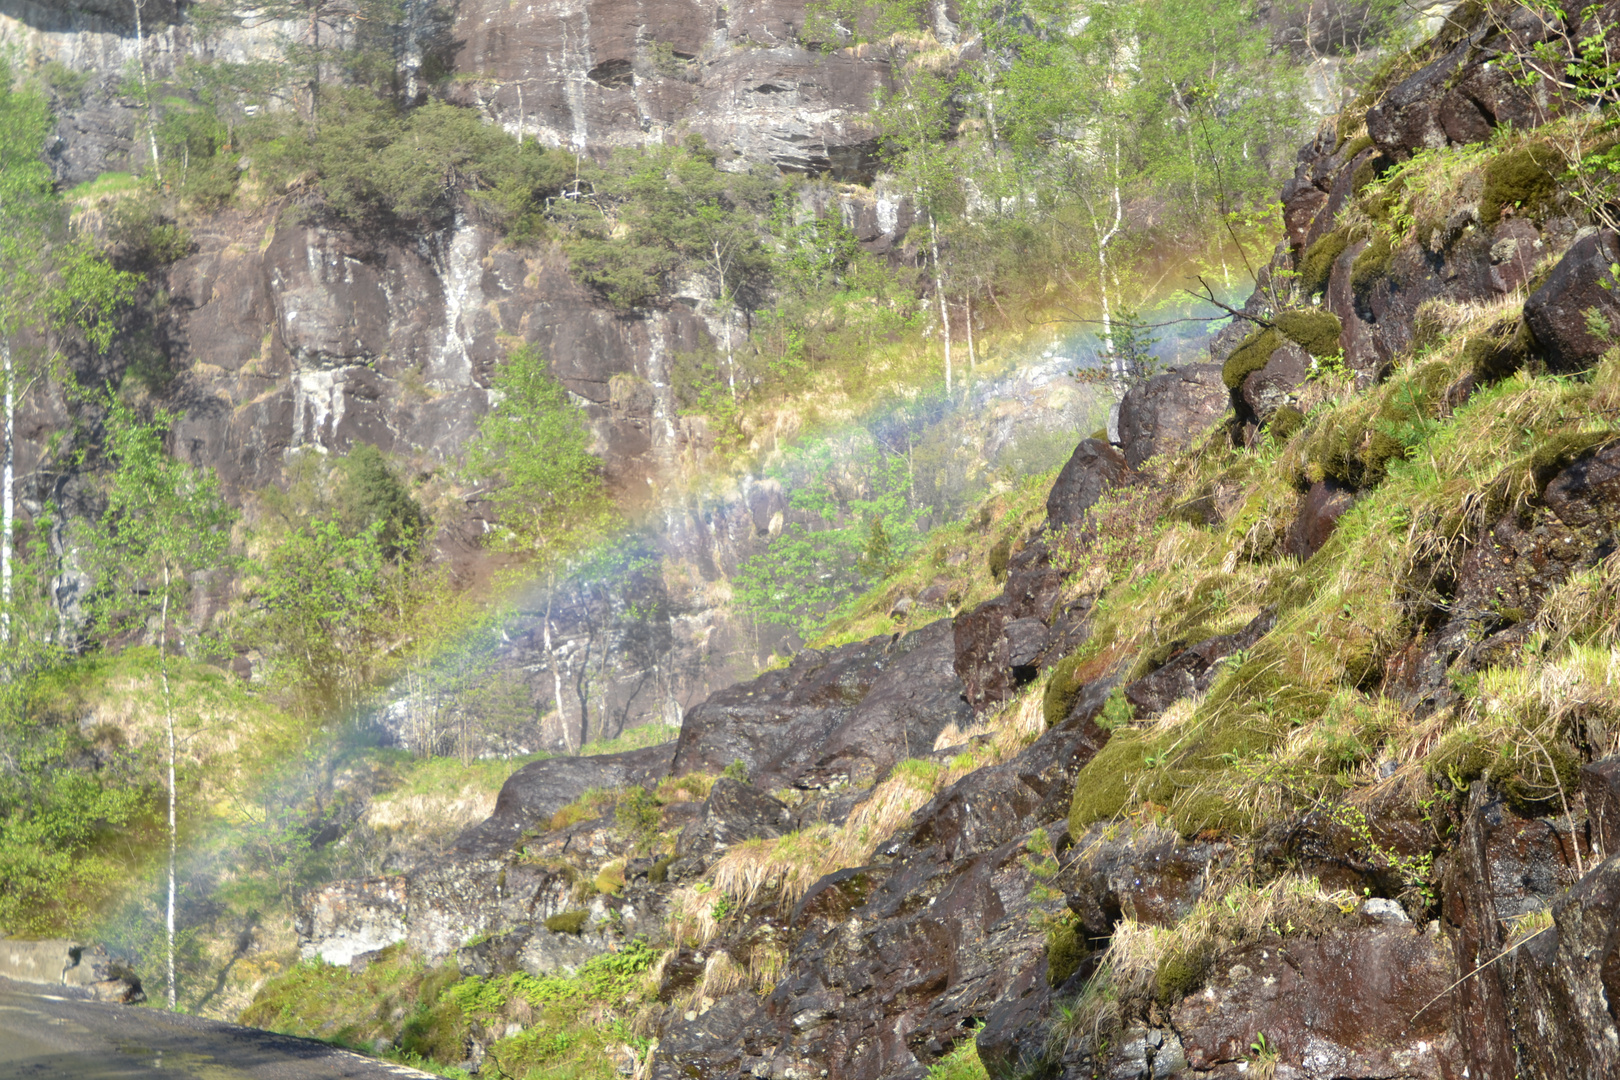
[
  {"xmin": 1480, "ymin": 145, "xmax": 1559, "ymax": 226},
  {"xmin": 1267, "ymin": 405, "xmax": 1307, "ymax": 444},
  {"xmin": 1223, "ymin": 327, "xmax": 1281, "ymax": 390},
  {"xmin": 1273, "ymin": 309, "xmax": 1343, "ymax": 358},
  {"xmin": 1350, "ymin": 234, "xmax": 1394, "ymax": 297},
  {"xmin": 1046, "ymin": 919, "xmax": 1084, "ymax": 986},
  {"xmin": 1298, "ymin": 229, "xmax": 1351, "ymax": 295},
  {"xmin": 1043, "ymin": 654, "xmax": 1087, "ymax": 727},
  {"xmin": 988, "ymin": 538, "xmax": 1013, "ymax": 583}
]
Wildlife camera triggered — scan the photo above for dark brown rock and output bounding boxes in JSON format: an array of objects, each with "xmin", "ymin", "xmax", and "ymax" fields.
[
  {"xmin": 1170, "ymin": 926, "xmax": 1462, "ymax": 1077},
  {"xmin": 1115, "ymin": 364, "xmax": 1229, "ymax": 468},
  {"xmin": 1367, "ymin": 41, "xmax": 1470, "ymax": 158},
  {"xmin": 1044, "ymin": 438, "xmax": 1138, "ymax": 530},
  {"xmin": 1524, "ymin": 229, "xmax": 1620, "ymax": 372},
  {"xmin": 1123, "ymin": 608, "xmax": 1277, "ymax": 719},
  {"xmin": 1583, "ymin": 758, "xmax": 1620, "ymax": 859},
  {"xmin": 1240, "ymin": 339, "xmax": 1311, "ymax": 424},
  {"xmin": 672, "ymin": 620, "xmax": 973, "ymax": 790},
  {"xmin": 676, "ymin": 777, "xmax": 794, "ymax": 860},
  {"xmin": 456, "ymin": 742, "xmax": 676, "ymax": 856},
  {"xmin": 1284, "ymin": 479, "xmax": 1357, "ymax": 560},
  {"xmin": 1489, "ymin": 218, "xmax": 1543, "ymax": 294}
]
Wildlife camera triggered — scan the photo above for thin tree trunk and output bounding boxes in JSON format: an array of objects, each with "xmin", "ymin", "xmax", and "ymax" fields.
[
  {"xmin": 544, "ymin": 576, "xmax": 570, "ymax": 753},
  {"xmin": 928, "ymin": 211, "xmax": 951, "ymax": 393},
  {"xmin": 963, "ymin": 294, "xmax": 976, "ymax": 372},
  {"xmin": 132, "ymin": 0, "xmax": 161, "ymax": 184},
  {"xmin": 2, "ymin": 339, "xmax": 13, "ymax": 646},
  {"xmin": 160, "ymin": 565, "xmax": 176, "ymax": 1011}
]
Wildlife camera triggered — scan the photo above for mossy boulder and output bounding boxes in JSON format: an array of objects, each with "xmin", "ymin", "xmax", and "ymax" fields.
[
  {"xmin": 1046, "ymin": 920, "xmax": 1083, "ymax": 987},
  {"xmin": 1222, "ymin": 327, "xmax": 1281, "ymax": 390},
  {"xmin": 1350, "ymin": 233, "xmax": 1394, "ymax": 296},
  {"xmin": 1480, "ymin": 145, "xmax": 1558, "ymax": 226},
  {"xmin": 1299, "ymin": 229, "xmax": 1350, "ymax": 295},
  {"xmin": 1043, "ymin": 654, "xmax": 1086, "ymax": 728},
  {"xmin": 1274, "ymin": 309, "xmax": 1343, "ymax": 358},
  {"xmin": 1267, "ymin": 405, "xmax": 1307, "ymax": 444},
  {"xmin": 544, "ymin": 909, "xmax": 590, "ymax": 934},
  {"xmin": 988, "ymin": 538, "xmax": 1012, "ymax": 583}
]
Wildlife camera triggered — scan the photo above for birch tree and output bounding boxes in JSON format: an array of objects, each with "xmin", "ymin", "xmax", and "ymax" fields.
[{"xmin": 82, "ymin": 397, "xmax": 235, "ymax": 1010}]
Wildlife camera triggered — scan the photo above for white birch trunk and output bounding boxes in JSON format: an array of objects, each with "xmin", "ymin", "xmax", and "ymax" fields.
[
  {"xmin": 928, "ymin": 211, "xmax": 951, "ymax": 393},
  {"xmin": 2, "ymin": 340, "xmax": 12, "ymax": 646},
  {"xmin": 545, "ymin": 578, "xmax": 570, "ymax": 752},
  {"xmin": 160, "ymin": 566, "xmax": 176, "ymax": 1010},
  {"xmin": 132, "ymin": 0, "xmax": 162, "ymax": 184}
]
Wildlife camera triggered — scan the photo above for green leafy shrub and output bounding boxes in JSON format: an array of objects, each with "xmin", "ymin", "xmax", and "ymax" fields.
[
  {"xmin": 722, "ymin": 758, "xmax": 751, "ymax": 784},
  {"xmin": 614, "ymin": 785, "xmax": 661, "ymax": 846}
]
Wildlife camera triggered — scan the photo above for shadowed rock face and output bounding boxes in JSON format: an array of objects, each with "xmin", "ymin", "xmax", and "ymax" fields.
[
  {"xmin": 1524, "ymin": 229, "xmax": 1620, "ymax": 373},
  {"xmin": 1116, "ymin": 364, "xmax": 1228, "ymax": 468},
  {"xmin": 671, "ymin": 618, "xmax": 974, "ymax": 790}
]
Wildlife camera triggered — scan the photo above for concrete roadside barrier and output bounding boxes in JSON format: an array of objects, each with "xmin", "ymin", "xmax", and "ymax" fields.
[{"xmin": 0, "ymin": 937, "xmax": 144, "ymax": 1002}]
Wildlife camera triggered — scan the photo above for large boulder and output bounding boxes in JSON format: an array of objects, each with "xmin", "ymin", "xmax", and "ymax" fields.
[
  {"xmin": 1171, "ymin": 926, "xmax": 1463, "ymax": 1077},
  {"xmin": 456, "ymin": 742, "xmax": 677, "ymax": 855},
  {"xmin": 671, "ymin": 620, "xmax": 973, "ymax": 790},
  {"xmin": 1044, "ymin": 438, "xmax": 1139, "ymax": 529},
  {"xmin": 1524, "ymin": 229, "xmax": 1620, "ymax": 372},
  {"xmin": 1116, "ymin": 364, "xmax": 1229, "ymax": 468},
  {"xmin": 676, "ymin": 777, "xmax": 795, "ymax": 861}
]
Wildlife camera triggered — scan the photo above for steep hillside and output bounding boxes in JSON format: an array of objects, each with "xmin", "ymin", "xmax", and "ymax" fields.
[{"xmin": 238, "ymin": 3, "xmax": 1620, "ymax": 1078}]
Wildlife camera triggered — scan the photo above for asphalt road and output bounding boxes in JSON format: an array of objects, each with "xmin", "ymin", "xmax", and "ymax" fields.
[{"xmin": 0, "ymin": 978, "xmax": 436, "ymax": 1080}]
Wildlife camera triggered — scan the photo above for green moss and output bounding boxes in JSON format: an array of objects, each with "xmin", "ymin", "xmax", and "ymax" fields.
[
  {"xmin": 1223, "ymin": 327, "xmax": 1281, "ymax": 390},
  {"xmin": 1298, "ymin": 229, "xmax": 1350, "ymax": 295},
  {"xmin": 1090, "ymin": 428, "xmax": 1109, "ymax": 441},
  {"xmin": 1480, "ymin": 146, "xmax": 1558, "ymax": 226},
  {"xmin": 988, "ymin": 538, "xmax": 1012, "ymax": 583},
  {"xmin": 1340, "ymin": 134, "xmax": 1375, "ymax": 162},
  {"xmin": 1044, "ymin": 655, "xmax": 1086, "ymax": 727},
  {"xmin": 1046, "ymin": 920, "xmax": 1083, "ymax": 987},
  {"xmin": 1274, "ymin": 309, "xmax": 1343, "ymax": 358},
  {"xmin": 545, "ymin": 909, "xmax": 590, "ymax": 935},
  {"xmin": 1462, "ymin": 323, "xmax": 1534, "ymax": 381},
  {"xmin": 648, "ymin": 854, "xmax": 676, "ymax": 884},
  {"xmin": 1267, "ymin": 405, "xmax": 1307, "ymax": 444},
  {"xmin": 1350, "ymin": 234, "xmax": 1394, "ymax": 296},
  {"xmin": 1154, "ymin": 946, "xmax": 1211, "ymax": 1004}
]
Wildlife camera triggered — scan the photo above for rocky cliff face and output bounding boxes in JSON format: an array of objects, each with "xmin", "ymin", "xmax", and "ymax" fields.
[
  {"xmin": 1, "ymin": 0, "xmax": 948, "ymax": 742},
  {"xmin": 283, "ymin": 3, "xmax": 1620, "ymax": 1077}
]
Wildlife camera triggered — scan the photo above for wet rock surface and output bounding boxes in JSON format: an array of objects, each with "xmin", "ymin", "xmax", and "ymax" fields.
[
  {"xmin": 1524, "ymin": 228, "xmax": 1620, "ymax": 373},
  {"xmin": 672, "ymin": 619, "xmax": 974, "ymax": 790}
]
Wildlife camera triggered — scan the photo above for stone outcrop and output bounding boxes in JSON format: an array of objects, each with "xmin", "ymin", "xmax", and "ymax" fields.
[{"xmin": 1115, "ymin": 364, "xmax": 1229, "ymax": 468}]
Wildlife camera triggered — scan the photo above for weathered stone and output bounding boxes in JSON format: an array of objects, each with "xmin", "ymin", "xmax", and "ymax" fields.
[
  {"xmin": 1116, "ymin": 364, "xmax": 1229, "ymax": 468},
  {"xmin": 458, "ymin": 742, "xmax": 676, "ymax": 855},
  {"xmin": 1123, "ymin": 609, "xmax": 1276, "ymax": 719},
  {"xmin": 1583, "ymin": 758, "xmax": 1620, "ymax": 859},
  {"xmin": 672, "ymin": 620, "xmax": 972, "ymax": 790},
  {"xmin": 296, "ymin": 876, "xmax": 410, "ymax": 967},
  {"xmin": 1524, "ymin": 229, "xmax": 1620, "ymax": 372},
  {"xmin": 1240, "ymin": 339, "xmax": 1311, "ymax": 426},
  {"xmin": 1367, "ymin": 41, "xmax": 1470, "ymax": 158},
  {"xmin": 676, "ymin": 777, "xmax": 795, "ymax": 860},
  {"xmin": 1170, "ymin": 926, "xmax": 1462, "ymax": 1077},
  {"xmin": 1045, "ymin": 438, "xmax": 1138, "ymax": 530},
  {"xmin": 1489, "ymin": 218, "xmax": 1543, "ymax": 294},
  {"xmin": 1284, "ymin": 479, "xmax": 1357, "ymax": 560}
]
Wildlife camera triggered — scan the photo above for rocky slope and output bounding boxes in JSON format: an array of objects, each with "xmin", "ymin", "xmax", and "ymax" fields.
[{"xmin": 274, "ymin": 3, "xmax": 1620, "ymax": 1077}]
